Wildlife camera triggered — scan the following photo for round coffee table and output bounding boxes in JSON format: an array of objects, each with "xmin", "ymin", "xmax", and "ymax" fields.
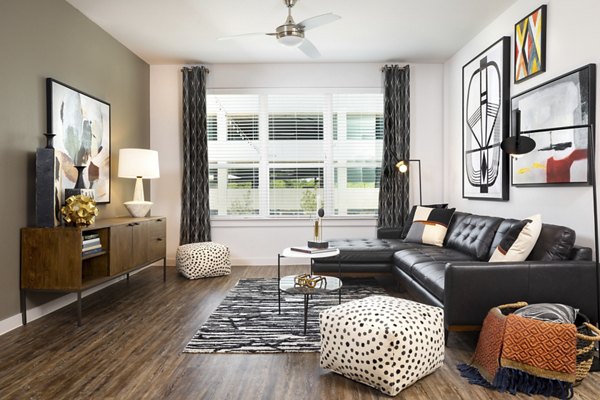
[
  {"xmin": 277, "ymin": 247, "xmax": 342, "ymax": 313},
  {"xmin": 279, "ymin": 274, "xmax": 342, "ymax": 335}
]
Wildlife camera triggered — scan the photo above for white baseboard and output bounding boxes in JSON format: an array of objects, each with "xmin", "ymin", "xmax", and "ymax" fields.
[
  {"xmin": 0, "ymin": 314, "xmax": 23, "ymax": 336},
  {"xmin": 230, "ymin": 257, "xmax": 309, "ymax": 266},
  {"xmin": 0, "ymin": 267, "xmax": 149, "ymax": 337},
  {"xmin": 165, "ymin": 256, "xmax": 306, "ymax": 267}
]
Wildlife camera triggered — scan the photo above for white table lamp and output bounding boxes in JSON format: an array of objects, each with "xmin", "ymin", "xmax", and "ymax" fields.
[{"xmin": 118, "ymin": 148, "xmax": 160, "ymax": 217}]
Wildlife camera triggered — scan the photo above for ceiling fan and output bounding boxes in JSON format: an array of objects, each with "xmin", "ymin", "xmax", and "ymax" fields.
[{"xmin": 218, "ymin": 0, "xmax": 341, "ymax": 58}]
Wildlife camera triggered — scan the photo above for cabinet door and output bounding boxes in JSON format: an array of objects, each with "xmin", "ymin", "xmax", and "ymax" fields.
[
  {"xmin": 21, "ymin": 227, "xmax": 82, "ymax": 290},
  {"xmin": 131, "ymin": 222, "xmax": 149, "ymax": 267},
  {"xmin": 109, "ymin": 224, "xmax": 134, "ymax": 275},
  {"xmin": 147, "ymin": 218, "xmax": 166, "ymax": 261}
]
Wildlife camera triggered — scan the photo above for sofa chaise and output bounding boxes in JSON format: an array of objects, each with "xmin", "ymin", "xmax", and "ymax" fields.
[{"xmin": 312, "ymin": 211, "xmax": 598, "ymax": 332}]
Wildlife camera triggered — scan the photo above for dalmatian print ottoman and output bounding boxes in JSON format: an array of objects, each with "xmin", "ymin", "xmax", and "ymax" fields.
[
  {"xmin": 176, "ymin": 242, "xmax": 231, "ymax": 279},
  {"xmin": 319, "ymin": 295, "xmax": 444, "ymax": 396}
]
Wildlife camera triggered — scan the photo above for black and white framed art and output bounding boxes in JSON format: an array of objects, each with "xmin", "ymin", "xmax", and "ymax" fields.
[{"xmin": 462, "ymin": 37, "xmax": 510, "ymax": 201}]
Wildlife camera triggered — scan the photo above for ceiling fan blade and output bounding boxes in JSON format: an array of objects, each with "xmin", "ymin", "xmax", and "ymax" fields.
[
  {"xmin": 298, "ymin": 39, "xmax": 321, "ymax": 58},
  {"xmin": 298, "ymin": 13, "xmax": 341, "ymax": 31},
  {"xmin": 218, "ymin": 32, "xmax": 275, "ymax": 41}
]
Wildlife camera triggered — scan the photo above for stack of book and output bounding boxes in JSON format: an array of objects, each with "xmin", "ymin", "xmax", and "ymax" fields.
[
  {"xmin": 82, "ymin": 233, "xmax": 103, "ymax": 257},
  {"xmin": 290, "ymin": 246, "xmax": 337, "ymax": 254}
]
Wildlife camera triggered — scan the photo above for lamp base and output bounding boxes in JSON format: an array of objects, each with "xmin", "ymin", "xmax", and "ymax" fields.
[
  {"xmin": 307, "ymin": 241, "xmax": 329, "ymax": 249},
  {"xmin": 124, "ymin": 201, "xmax": 152, "ymax": 218}
]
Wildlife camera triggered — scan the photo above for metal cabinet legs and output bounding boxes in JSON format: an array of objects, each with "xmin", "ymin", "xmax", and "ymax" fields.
[{"xmin": 20, "ymin": 290, "xmax": 27, "ymax": 326}]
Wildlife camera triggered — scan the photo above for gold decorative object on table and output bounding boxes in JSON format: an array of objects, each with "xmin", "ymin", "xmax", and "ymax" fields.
[
  {"xmin": 294, "ymin": 274, "xmax": 327, "ymax": 289},
  {"xmin": 61, "ymin": 194, "xmax": 99, "ymax": 226}
]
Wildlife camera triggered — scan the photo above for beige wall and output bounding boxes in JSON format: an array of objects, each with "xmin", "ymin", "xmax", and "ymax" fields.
[{"xmin": 0, "ymin": 0, "xmax": 149, "ymax": 321}]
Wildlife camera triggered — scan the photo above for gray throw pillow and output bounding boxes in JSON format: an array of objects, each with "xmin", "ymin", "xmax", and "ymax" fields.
[{"xmin": 513, "ymin": 303, "xmax": 578, "ymax": 324}]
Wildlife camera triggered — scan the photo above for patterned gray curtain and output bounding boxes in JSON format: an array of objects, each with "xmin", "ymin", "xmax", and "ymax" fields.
[
  {"xmin": 180, "ymin": 66, "xmax": 211, "ymax": 244},
  {"xmin": 378, "ymin": 65, "xmax": 410, "ymax": 229}
]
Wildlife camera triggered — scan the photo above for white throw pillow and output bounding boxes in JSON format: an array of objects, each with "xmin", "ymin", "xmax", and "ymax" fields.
[{"xmin": 489, "ymin": 214, "xmax": 542, "ymax": 262}]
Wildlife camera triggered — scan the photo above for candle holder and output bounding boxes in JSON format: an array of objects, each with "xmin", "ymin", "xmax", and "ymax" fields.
[
  {"xmin": 65, "ymin": 165, "xmax": 95, "ymax": 201},
  {"xmin": 308, "ymin": 207, "xmax": 328, "ymax": 249}
]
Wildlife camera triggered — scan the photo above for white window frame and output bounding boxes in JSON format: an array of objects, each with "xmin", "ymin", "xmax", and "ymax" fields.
[{"xmin": 208, "ymin": 87, "xmax": 383, "ymax": 221}]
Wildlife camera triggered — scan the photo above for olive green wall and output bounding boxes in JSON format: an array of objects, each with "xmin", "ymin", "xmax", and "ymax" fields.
[{"xmin": 0, "ymin": 0, "xmax": 149, "ymax": 321}]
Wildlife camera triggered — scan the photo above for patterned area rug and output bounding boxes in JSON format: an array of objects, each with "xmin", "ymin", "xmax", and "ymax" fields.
[{"xmin": 184, "ymin": 278, "xmax": 388, "ymax": 354}]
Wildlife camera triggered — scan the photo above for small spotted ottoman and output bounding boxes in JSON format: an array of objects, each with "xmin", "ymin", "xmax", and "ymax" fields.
[
  {"xmin": 176, "ymin": 242, "xmax": 231, "ymax": 279},
  {"xmin": 319, "ymin": 296, "xmax": 444, "ymax": 396}
]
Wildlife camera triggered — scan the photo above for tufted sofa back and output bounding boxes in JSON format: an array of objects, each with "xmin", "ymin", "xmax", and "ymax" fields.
[
  {"xmin": 445, "ymin": 212, "xmax": 503, "ymax": 261},
  {"xmin": 445, "ymin": 212, "xmax": 584, "ymax": 261}
]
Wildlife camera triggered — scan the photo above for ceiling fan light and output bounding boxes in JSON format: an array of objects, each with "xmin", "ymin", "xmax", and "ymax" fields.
[{"xmin": 278, "ymin": 35, "xmax": 304, "ymax": 47}]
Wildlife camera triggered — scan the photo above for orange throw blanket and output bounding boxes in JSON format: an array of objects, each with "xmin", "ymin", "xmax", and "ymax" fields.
[{"xmin": 459, "ymin": 306, "xmax": 577, "ymax": 399}]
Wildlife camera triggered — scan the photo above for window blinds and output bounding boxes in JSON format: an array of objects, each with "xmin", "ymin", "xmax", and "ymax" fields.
[{"xmin": 207, "ymin": 92, "xmax": 383, "ymax": 218}]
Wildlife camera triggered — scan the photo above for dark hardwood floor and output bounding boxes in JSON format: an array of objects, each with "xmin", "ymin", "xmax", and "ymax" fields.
[{"xmin": 0, "ymin": 265, "xmax": 598, "ymax": 399}]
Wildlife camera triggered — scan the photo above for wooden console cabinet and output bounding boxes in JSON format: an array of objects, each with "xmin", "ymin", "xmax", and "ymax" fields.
[{"xmin": 21, "ymin": 216, "xmax": 167, "ymax": 326}]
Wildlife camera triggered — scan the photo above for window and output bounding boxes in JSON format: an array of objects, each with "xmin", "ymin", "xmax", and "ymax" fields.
[
  {"xmin": 207, "ymin": 93, "xmax": 383, "ymax": 217},
  {"xmin": 208, "ymin": 168, "xmax": 218, "ymax": 189},
  {"xmin": 347, "ymin": 113, "xmax": 384, "ymax": 140},
  {"xmin": 269, "ymin": 168, "xmax": 323, "ymax": 215},
  {"xmin": 333, "ymin": 113, "xmax": 338, "ymax": 140},
  {"xmin": 346, "ymin": 167, "xmax": 381, "ymax": 188},
  {"xmin": 227, "ymin": 114, "xmax": 259, "ymax": 141},
  {"xmin": 227, "ymin": 167, "xmax": 259, "ymax": 215},
  {"xmin": 207, "ymin": 114, "xmax": 217, "ymax": 141},
  {"xmin": 269, "ymin": 113, "xmax": 323, "ymax": 140},
  {"xmin": 209, "ymin": 164, "xmax": 260, "ymax": 216}
]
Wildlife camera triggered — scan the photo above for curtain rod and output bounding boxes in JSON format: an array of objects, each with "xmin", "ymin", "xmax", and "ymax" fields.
[
  {"xmin": 381, "ymin": 64, "xmax": 409, "ymax": 72},
  {"xmin": 181, "ymin": 66, "xmax": 210, "ymax": 73}
]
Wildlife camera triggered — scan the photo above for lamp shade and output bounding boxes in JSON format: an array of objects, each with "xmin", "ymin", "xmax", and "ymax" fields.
[
  {"xmin": 500, "ymin": 136, "xmax": 536, "ymax": 156},
  {"xmin": 118, "ymin": 148, "xmax": 160, "ymax": 179},
  {"xmin": 396, "ymin": 160, "xmax": 408, "ymax": 173},
  {"xmin": 501, "ymin": 108, "xmax": 536, "ymax": 156}
]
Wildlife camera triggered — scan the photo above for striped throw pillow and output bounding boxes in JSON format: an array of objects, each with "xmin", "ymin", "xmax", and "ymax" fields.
[
  {"xmin": 489, "ymin": 214, "xmax": 542, "ymax": 262},
  {"xmin": 404, "ymin": 206, "xmax": 455, "ymax": 247}
]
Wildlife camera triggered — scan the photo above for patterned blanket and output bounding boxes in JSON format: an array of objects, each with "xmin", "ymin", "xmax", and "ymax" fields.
[{"xmin": 458, "ymin": 306, "xmax": 577, "ymax": 399}]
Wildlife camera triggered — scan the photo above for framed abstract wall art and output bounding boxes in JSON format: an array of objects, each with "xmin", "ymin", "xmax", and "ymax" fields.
[
  {"xmin": 47, "ymin": 78, "xmax": 111, "ymax": 204},
  {"xmin": 514, "ymin": 5, "xmax": 547, "ymax": 83},
  {"xmin": 462, "ymin": 37, "xmax": 510, "ymax": 201},
  {"xmin": 511, "ymin": 64, "xmax": 596, "ymax": 186}
]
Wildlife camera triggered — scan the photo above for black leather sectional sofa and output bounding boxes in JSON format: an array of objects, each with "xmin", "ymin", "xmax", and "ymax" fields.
[{"xmin": 312, "ymin": 211, "xmax": 598, "ymax": 332}]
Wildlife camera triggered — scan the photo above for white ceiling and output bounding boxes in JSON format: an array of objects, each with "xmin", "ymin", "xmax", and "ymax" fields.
[{"xmin": 66, "ymin": 0, "xmax": 518, "ymax": 65}]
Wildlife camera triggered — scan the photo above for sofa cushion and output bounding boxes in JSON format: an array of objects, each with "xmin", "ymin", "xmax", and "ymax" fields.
[
  {"xmin": 411, "ymin": 262, "xmax": 446, "ymax": 301},
  {"xmin": 393, "ymin": 246, "xmax": 474, "ymax": 277},
  {"xmin": 405, "ymin": 207, "xmax": 456, "ymax": 247},
  {"xmin": 527, "ymin": 223, "xmax": 576, "ymax": 261},
  {"xmin": 445, "ymin": 213, "xmax": 503, "ymax": 260},
  {"xmin": 320, "ymin": 238, "xmax": 409, "ymax": 263}
]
